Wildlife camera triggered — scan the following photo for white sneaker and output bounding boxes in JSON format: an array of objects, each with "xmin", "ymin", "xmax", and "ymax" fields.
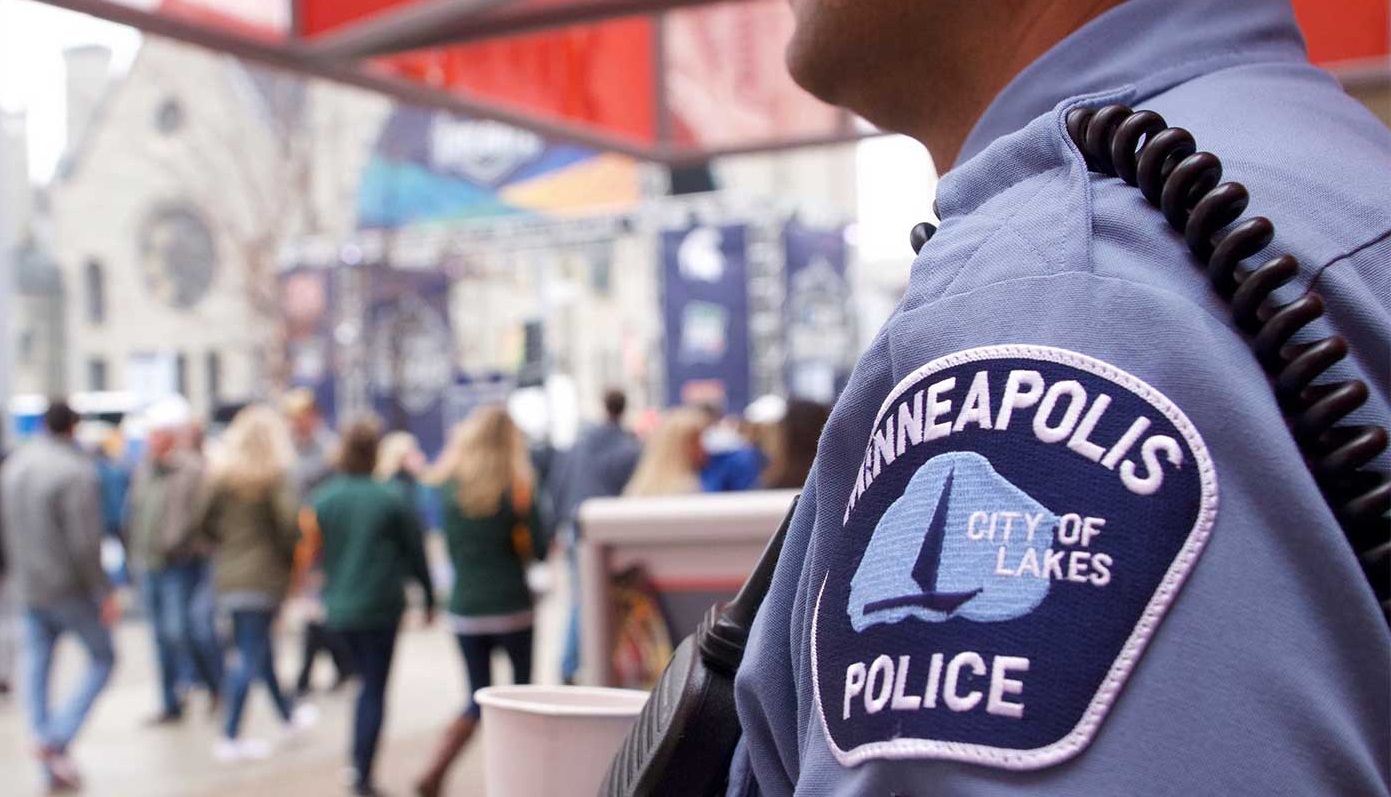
[
  {"xmin": 281, "ymin": 703, "xmax": 320, "ymax": 746},
  {"xmin": 214, "ymin": 737, "xmax": 272, "ymax": 763}
]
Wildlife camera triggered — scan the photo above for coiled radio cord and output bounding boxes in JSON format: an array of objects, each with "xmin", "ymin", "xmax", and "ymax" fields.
[{"xmin": 1059, "ymin": 104, "xmax": 1390, "ymax": 615}]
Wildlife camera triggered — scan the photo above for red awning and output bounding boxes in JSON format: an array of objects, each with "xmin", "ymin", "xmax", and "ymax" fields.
[{"xmin": 33, "ymin": 0, "xmax": 1391, "ymax": 163}]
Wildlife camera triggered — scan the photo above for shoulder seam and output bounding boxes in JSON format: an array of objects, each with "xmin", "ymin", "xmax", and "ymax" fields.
[
  {"xmin": 924, "ymin": 269, "xmax": 1239, "ymax": 337},
  {"xmin": 1310, "ymin": 227, "xmax": 1391, "ymax": 289},
  {"xmin": 932, "ymin": 168, "xmax": 1076, "ymax": 303}
]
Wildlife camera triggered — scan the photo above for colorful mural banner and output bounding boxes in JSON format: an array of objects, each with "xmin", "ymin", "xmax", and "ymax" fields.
[
  {"xmin": 357, "ymin": 106, "xmax": 640, "ymax": 229},
  {"xmin": 661, "ymin": 224, "xmax": 752, "ymax": 412},
  {"xmin": 783, "ymin": 218, "xmax": 854, "ymax": 404}
]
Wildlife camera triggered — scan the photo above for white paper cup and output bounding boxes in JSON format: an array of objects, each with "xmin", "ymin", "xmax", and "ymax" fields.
[{"xmin": 476, "ymin": 684, "xmax": 649, "ymax": 797}]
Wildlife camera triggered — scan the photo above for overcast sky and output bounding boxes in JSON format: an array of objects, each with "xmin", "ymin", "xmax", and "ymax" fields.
[
  {"xmin": 0, "ymin": 0, "xmax": 935, "ymax": 261},
  {"xmin": 0, "ymin": 0, "xmax": 141, "ymax": 182}
]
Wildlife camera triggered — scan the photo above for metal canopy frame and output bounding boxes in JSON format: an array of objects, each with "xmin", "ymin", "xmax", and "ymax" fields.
[
  {"xmin": 34, "ymin": 0, "xmax": 869, "ymax": 164},
  {"xmin": 26, "ymin": 0, "xmax": 1388, "ymax": 163},
  {"xmin": 300, "ymin": 0, "xmax": 740, "ymax": 58}
]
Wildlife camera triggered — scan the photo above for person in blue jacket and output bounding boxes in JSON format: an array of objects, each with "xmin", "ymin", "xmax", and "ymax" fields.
[{"xmin": 727, "ymin": 0, "xmax": 1389, "ymax": 794}]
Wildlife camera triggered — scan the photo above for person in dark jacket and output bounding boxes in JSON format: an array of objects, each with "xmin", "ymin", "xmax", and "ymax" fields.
[
  {"xmin": 551, "ymin": 389, "xmax": 641, "ymax": 685},
  {"xmin": 299, "ymin": 417, "xmax": 434, "ymax": 797},
  {"xmin": 194, "ymin": 405, "xmax": 317, "ymax": 763},
  {"xmin": 415, "ymin": 405, "xmax": 547, "ymax": 797},
  {"xmin": 0, "ymin": 401, "xmax": 119, "ymax": 791}
]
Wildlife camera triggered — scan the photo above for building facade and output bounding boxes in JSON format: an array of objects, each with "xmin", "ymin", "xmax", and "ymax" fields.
[
  {"xmin": 45, "ymin": 35, "xmax": 863, "ymax": 431},
  {"xmin": 49, "ymin": 39, "xmax": 388, "ymax": 413}
]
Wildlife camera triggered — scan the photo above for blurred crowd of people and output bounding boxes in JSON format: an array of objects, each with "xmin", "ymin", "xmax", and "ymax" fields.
[{"xmin": 0, "ymin": 386, "xmax": 828, "ymax": 796}]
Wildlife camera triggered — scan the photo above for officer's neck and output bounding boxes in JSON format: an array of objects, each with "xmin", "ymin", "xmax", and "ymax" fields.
[{"xmin": 890, "ymin": 0, "xmax": 1126, "ymax": 169}]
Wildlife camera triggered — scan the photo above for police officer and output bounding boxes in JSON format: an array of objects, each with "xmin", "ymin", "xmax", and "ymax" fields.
[{"xmin": 728, "ymin": 0, "xmax": 1390, "ymax": 794}]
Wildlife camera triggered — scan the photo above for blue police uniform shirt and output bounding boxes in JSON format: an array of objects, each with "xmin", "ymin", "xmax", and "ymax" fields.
[{"xmin": 729, "ymin": 0, "xmax": 1391, "ymax": 794}]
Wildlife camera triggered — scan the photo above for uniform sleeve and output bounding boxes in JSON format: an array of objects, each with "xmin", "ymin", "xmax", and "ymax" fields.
[
  {"xmin": 63, "ymin": 464, "xmax": 112, "ymax": 603},
  {"xmin": 736, "ymin": 265, "xmax": 1389, "ymax": 795},
  {"xmin": 733, "ymin": 471, "xmax": 821, "ymax": 797}
]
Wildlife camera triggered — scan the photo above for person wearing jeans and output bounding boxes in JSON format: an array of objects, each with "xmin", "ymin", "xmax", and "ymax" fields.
[
  {"xmin": 21, "ymin": 600, "xmax": 116, "ymax": 774},
  {"xmin": 416, "ymin": 406, "xmax": 547, "ymax": 797},
  {"xmin": 141, "ymin": 560, "xmax": 222, "ymax": 719},
  {"xmin": 455, "ymin": 628, "xmax": 533, "ymax": 710},
  {"xmin": 194, "ymin": 405, "xmax": 315, "ymax": 762},
  {"xmin": 339, "ymin": 623, "xmax": 398, "ymax": 792},
  {"xmin": 293, "ymin": 613, "xmax": 353, "ymax": 695},
  {"xmin": 1, "ymin": 400, "xmax": 121, "ymax": 790},
  {"xmin": 129, "ymin": 396, "xmax": 223, "ymax": 723},
  {"xmin": 301, "ymin": 417, "xmax": 434, "ymax": 797},
  {"xmin": 221, "ymin": 611, "xmax": 295, "ymax": 748}
]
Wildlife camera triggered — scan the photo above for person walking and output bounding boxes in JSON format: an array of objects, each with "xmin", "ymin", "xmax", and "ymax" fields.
[
  {"xmin": 94, "ymin": 429, "xmax": 132, "ymax": 587},
  {"xmin": 300, "ymin": 417, "xmax": 435, "ymax": 797},
  {"xmin": 283, "ymin": 389, "xmax": 355, "ymax": 696},
  {"xmin": 128, "ymin": 396, "xmax": 224, "ymax": 723},
  {"xmin": 551, "ymin": 389, "xmax": 641, "ymax": 685},
  {"xmin": 0, "ymin": 401, "xmax": 119, "ymax": 792},
  {"xmin": 415, "ymin": 406, "xmax": 547, "ymax": 797},
  {"xmin": 193, "ymin": 405, "xmax": 317, "ymax": 762}
]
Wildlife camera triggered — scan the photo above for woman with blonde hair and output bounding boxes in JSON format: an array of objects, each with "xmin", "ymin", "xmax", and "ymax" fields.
[
  {"xmin": 374, "ymin": 431, "xmax": 424, "ymax": 487},
  {"xmin": 623, "ymin": 407, "xmax": 710, "ymax": 497},
  {"xmin": 415, "ymin": 405, "xmax": 546, "ymax": 797},
  {"xmin": 194, "ymin": 404, "xmax": 315, "ymax": 762},
  {"xmin": 374, "ymin": 431, "xmax": 434, "ymax": 531}
]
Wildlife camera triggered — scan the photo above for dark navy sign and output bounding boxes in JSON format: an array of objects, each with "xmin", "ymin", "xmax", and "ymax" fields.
[
  {"xmin": 812, "ymin": 345, "xmax": 1217, "ymax": 770},
  {"xmin": 661, "ymin": 224, "xmax": 752, "ymax": 412}
]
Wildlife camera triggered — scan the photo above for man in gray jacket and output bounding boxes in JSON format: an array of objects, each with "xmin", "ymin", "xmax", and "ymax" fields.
[{"xmin": 0, "ymin": 400, "xmax": 119, "ymax": 791}]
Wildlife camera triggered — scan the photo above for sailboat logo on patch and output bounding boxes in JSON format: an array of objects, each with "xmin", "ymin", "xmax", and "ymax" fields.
[{"xmin": 848, "ymin": 451, "xmax": 1058, "ymax": 631}]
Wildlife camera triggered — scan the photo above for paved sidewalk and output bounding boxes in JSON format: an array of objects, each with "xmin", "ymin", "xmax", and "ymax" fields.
[{"xmin": 0, "ymin": 567, "xmax": 568, "ymax": 797}]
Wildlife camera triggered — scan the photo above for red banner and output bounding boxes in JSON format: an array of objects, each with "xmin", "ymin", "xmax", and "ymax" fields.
[{"xmin": 376, "ymin": 16, "xmax": 659, "ymax": 145}]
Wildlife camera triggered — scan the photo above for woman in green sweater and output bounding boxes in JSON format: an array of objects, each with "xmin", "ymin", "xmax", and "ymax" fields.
[
  {"xmin": 194, "ymin": 405, "xmax": 316, "ymax": 762},
  {"xmin": 301, "ymin": 417, "xmax": 435, "ymax": 797},
  {"xmin": 415, "ymin": 406, "xmax": 546, "ymax": 797}
]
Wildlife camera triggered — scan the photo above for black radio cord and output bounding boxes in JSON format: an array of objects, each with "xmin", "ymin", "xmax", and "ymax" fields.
[{"xmin": 1060, "ymin": 104, "xmax": 1389, "ymax": 616}]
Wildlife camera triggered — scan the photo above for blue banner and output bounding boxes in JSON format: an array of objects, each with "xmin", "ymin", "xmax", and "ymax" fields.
[
  {"xmin": 661, "ymin": 224, "xmax": 751, "ymax": 412},
  {"xmin": 783, "ymin": 219, "xmax": 854, "ymax": 403},
  {"xmin": 365, "ymin": 267, "xmax": 454, "ymax": 457}
]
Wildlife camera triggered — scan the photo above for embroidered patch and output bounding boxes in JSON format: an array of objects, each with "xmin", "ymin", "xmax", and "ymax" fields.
[{"xmin": 812, "ymin": 345, "xmax": 1216, "ymax": 770}]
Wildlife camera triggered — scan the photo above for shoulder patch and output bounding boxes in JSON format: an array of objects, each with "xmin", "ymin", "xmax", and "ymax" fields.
[{"xmin": 812, "ymin": 344, "xmax": 1217, "ymax": 770}]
